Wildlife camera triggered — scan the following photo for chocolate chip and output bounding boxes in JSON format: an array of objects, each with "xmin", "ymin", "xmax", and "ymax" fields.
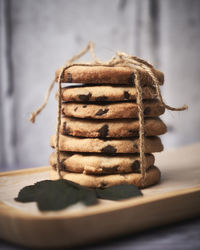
[
  {"xmin": 98, "ymin": 124, "xmax": 109, "ymax": 138},
  {"xmin": 60, "ymin": 159, "xmax": 67, "ymax": 171},
  {"xmin": 74, "ymin": 107, "xmax": 78, "ymax": 111},
  {"xmin": 124, "ymin": 91, "xmax": 130, "ymax": 100},
  {"xmin": 101, "ymin": 145, "xmax": 117, "ymax": 154},
  {"xmin": 67, "ymin": 73, "xmax": 73, "ymax": 83},
  {"xmin": 82, "ymin": 104, "xmax": 87, "ymax": 108},
  {"xmin": 62, "ymin": 108, "xmax": 65, "ymax": 114},
  {"xmin": 95, "ymin": 96, "xmax": 108, "ymax": 102},
  {"xmin": 128, "ymin": 73, "xmax": 135, "ymax": 84},
  {"xmin": 100, "ymin": 182, "xmax": 107, "ymax": 188},
  {"xmin": 78, "ymin": 93, "xmax": 92, "ymax": 102},
  {"xmin": 144, "ymin": 107, "xmax": 151, "ymax": 115},
  {"xmin": 63, "ymin": 121, "xmax": 67, "ymax": 133},
  {"xmin": 133, "ymin": 143, "xmax": 138, "ymax": 149},
  {"xmin": 102, "ymin": 165, "xmax": 119, "ymax": 173},
  {"xmin": 131, "ymin": 160, "xmax": 140, "ymax": 171},
  {"xmin": 95, "ymin": 109, "xmax": 109, "ymax": 116},
  {"xmin": 63, "ymin": 122, "xmax": 71, "ymax": 134}
]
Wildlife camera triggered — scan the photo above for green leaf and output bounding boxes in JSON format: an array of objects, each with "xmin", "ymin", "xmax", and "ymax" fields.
[
  {"xmin": 15, "ymin": 184, "xmax": 38, "ymax": 202},
  {"xmin": 15, "ymin": 179, "xmax": 98, "ymax": 211},
  {"xmin": 78, "ymin": 186, "xmax": 97, "ymax": 206},
  {"xmin": 36, "ymin": 181, "xmax": 80, "ymax": 211},
  {"xmin": 95, "ymin": 184, "xmax": 143, "ymax": 201}
]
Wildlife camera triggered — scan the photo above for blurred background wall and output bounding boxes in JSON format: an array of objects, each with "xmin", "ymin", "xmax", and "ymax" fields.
[{"xmin": 0, "ymin": 0, "xmax": 200, "ymax": 171}]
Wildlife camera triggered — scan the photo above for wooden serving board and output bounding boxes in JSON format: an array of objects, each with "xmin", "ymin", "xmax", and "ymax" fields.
[{"xmin": 0, "ymin": 143, "xmax": 200, "ymax": 248}]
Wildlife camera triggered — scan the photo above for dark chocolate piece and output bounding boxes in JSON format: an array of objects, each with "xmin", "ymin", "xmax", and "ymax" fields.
[
  {"xmin": 98, "ymin": 124, "xmax": 109, "ymax": 138},
  {"xmin": 63, "ymin": 121, "xmax": 67, "ymax": 133},
  {"xmin": 124, "ymin": 91, "xmax": 130, "ymax": 100},
  {"xmin": 131, "ymin": 160, "xmax": 140, "ymax": 171},
  {"xmin": 101, "ymin": 145, "xmax": 117, "ymax": 154},
  {"xmin": 133, "ymin": 143, "xmax": 138, "ymax": 149},
  {"xmin": 95, "ymin": 108, "xmax": 109, "ymax": 116},
  {"xmin": 74, "ymin": 107, "xmax": 78, "ymax": 111},
  {"xmin": 82, "ymin": 104, "xmax": 87, "ymax": 108},
  {"xmin": 78, "ymin": 93, "xmax": 92, "ymax": 102},
  {"xmin": 100, "ymin": 182, "xmax": 107, "ymax": 188},
  {"xmin": 67, "ymin": 73, "xmax": 73, "ymax": 83},
  {"xmin": 63, "ymin": 122, "xmax": 71, "ymax": 134},
  {"xmin": 128, "ymin": 73, "xmax": 135, "ymax": 84}
]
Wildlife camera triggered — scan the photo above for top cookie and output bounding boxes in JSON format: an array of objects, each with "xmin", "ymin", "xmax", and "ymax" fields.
[{"xmin": 56, "ymin": 65, "xmax": 164, "ymax": 86}]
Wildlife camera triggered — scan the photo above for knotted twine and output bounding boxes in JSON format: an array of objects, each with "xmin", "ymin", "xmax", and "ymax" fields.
[{"xmin": 30, "ymin": 42, "xmax": 188, "ymax": 186}]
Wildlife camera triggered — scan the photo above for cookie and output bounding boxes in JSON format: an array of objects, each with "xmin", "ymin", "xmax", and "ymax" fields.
[
  {"xmin": 49, "ymin": 152, "xmax": 155, "ymax": 175},
  {"xmin": 50, "ymin": 135, "xmax": 163, "ymax": 153},
  {"xmin": 50, "ymin": 165, "xmax": 161, "ymax": 188},
  {"xmin": 56, "ymin": 65, "xmax": 164, "ymax": 86},
  {"xmin": 60, "ymin": 85, "xmax": 156, "ymax": 102},
  {"xmin": 61, "ymin": 100, "xmax": 165, "ymax": 119},
  {"xmin": 60, "ymin": 117, "xmax": 167, "ymax": 138}
]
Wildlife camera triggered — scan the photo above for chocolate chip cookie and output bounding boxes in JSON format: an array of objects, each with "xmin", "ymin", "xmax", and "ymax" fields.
[
  {"xmin": 61, "ymin": 100, "xmax": 165, "ymax": 119},
  {"xmin": 50, "ymin": 135, "xmax": 163, "ymax": 153},
  {"xmin": 50, "ymin": 165, "xmax": 161, "ymax": 188},
  {"xmin": 60, "ymin": 117, "xmax": 167, "ymax": 138},
  {"xmin": 49, "ymin": 152, "xmax": 155, "ymax": 175},
  {"xmin": 56, "ymin": 65, "xmax": 164, "ymax": 86},
  {"xmin": 61, "ymin": 85, "xmax": 156, "ymax": 102}
]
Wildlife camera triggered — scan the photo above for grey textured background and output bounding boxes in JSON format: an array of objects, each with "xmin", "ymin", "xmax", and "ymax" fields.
[{"xmin": 0, "ymin": 0, "xmax": 200, "ymax": 171}]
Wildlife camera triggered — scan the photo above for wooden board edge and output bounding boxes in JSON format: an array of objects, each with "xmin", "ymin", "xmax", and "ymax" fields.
[{"xmin": 0, "ymin": 166, "xmax": 50, "ymax": 177}]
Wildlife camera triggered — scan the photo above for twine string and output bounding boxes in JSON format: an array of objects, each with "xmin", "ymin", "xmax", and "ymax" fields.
[
  {"xmin": 116, "ymin": 52, "xmax": 188, "ymax": 111},
  {"xmin": 29, "ymin": 42, "xmax": 188, "ymax": 183},
  {"xmin": 134, "ymin": 70, "xmax": 146, "ymax": 185},
  {"xmin": 29, "ymin": 77, "xmax": 56, "ymax": 123}
]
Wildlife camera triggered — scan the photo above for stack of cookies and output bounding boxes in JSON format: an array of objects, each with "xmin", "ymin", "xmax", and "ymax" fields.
[{"xmin": 50, "ymin": 65, "xmax": 166, "ymax": 188}]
